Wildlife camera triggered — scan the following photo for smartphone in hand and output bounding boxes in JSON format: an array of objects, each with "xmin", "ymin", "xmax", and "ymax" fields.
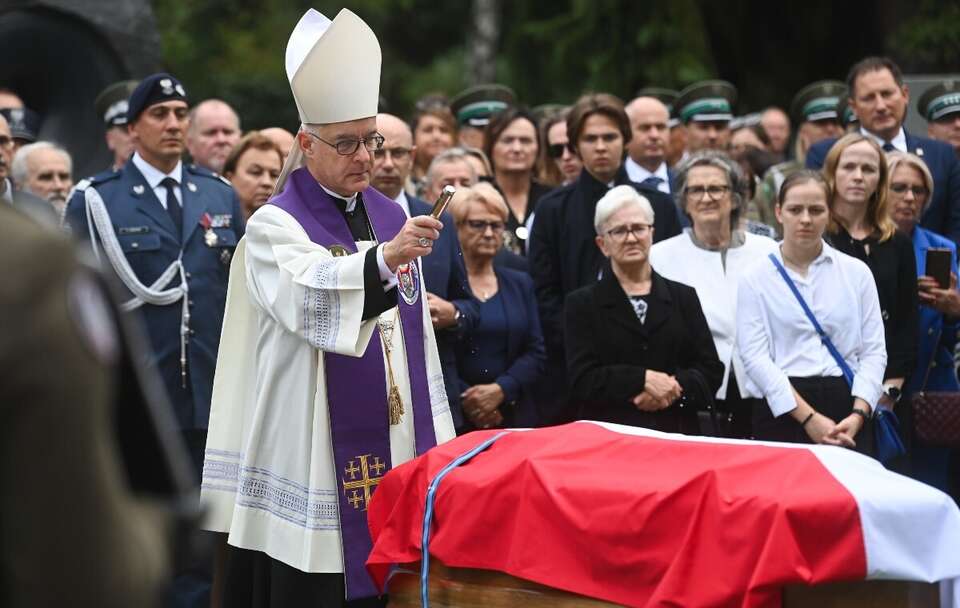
[{"xmin": 926, "ymin": 247, "xmax": 952, "ymax": 289}]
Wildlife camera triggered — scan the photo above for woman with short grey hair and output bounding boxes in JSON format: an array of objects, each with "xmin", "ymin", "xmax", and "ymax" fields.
[
  {"xmin": 564, "ymin": 184, "xmax": 723, "ymax": 433},
  {"xmin": 649, "ymin": 150, "xmax": 778, "ymax": 438}
]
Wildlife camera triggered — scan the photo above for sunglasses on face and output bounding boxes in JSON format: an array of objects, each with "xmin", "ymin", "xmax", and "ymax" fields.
[
  {"xmin": 889, "ymin": 183, "xmax": 929, "ymax": 197},
  {"xmin": 547, "ymin": 142, "xmax": 574, "ymax": 158},
  {"xmin": 464, "ymin": 219, "xmax": 506, "ymax": 233}
]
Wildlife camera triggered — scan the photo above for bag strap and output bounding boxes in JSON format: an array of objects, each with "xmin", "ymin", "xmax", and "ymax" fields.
[
  {"xmin": 917, "ymin": 325, "xmax": 944, "ymax": 394},
  {"xmin": 768, "ymin": 253, "xmax": 854, "ymax": 387}
]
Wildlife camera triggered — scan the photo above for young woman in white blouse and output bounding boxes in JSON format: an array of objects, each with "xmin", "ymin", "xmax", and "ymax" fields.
[{"xmin": 737, "ymin": 170, "xmax": 886, "ymax": 453}]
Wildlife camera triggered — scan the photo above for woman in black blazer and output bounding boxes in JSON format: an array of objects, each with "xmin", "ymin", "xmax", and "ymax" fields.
[
  {"xmin": 450, "ymin": 183, "xmax": 546, "ymax": 430},
  {"xmin": 564, "ymin": 185, "xmax": 723, "ymax": 433}
]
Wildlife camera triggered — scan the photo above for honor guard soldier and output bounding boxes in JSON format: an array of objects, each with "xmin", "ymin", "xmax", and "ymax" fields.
[
  {"xmin": 64, "ymin": 73, "xmax": 245, "ymax": 475},
  {"xmin": 449, "ymin": 83, "xmax": 516, "ymax": 149},
  {"xmin": 95, "ymin": 80, "xmax": 139, "ymax": 171},
  {"xmin": 919, "ymin": 80, "xmax": 960, "ymax": 158},
  {"xmin": 64, "ymin": 73, "xmax": 242, "ymax": 608},
  {"xmin": 675, "ymin": 80, "xmax": 737, "ymax": 156}
]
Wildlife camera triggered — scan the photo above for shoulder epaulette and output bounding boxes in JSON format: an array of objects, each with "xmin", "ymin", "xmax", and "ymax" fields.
[{"xmin": 186, "ymin": 163, "xmax": 234, "ymax": 187}]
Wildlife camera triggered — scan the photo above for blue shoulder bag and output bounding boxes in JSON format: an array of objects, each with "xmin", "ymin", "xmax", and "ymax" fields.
[{"xmin": 768, "ymin": 253, "xmax": 905, "ymax": 463}]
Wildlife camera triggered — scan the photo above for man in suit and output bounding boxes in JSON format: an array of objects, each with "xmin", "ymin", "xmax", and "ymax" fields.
[
  {"xmin": 918, "ymin": 80, "xmax": 960, "ymax": 158},
  {"xmin": 64, "ymin": 73, "xmax": 244, "ymax": 608},
  {"xmin": 185, "ymin": 99, "xmax": 241, "ymax": 174},
  {"xmin": 806, "ymin": 57, "xmax": 960, "ymax": 245},
  {"xmin": 0, "ymin": 113, "xmax": 57, "ymax": 227},
  {"xmin": 624, "ymin": 96, "xmax": 674, "ymax": 194},
  {"xmin": 528, "ymin": 92, "xmax": 682, "ymax": 424},
  {"xmin": 372, "ymin": 113, "xmax": 478, "ymax": 430}
]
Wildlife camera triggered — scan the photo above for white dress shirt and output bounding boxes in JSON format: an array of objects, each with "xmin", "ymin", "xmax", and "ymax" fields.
[
  {"xmin": 624, "ymin": 157, "xmax": 671, "ymax": 193},
  {"xmin": 393, "ymin": 190, "xmax": 412, "ymax": 218},
  {"xmin": 650, "ymin": 230, "xmax": 780, "ymax": 399},
  {"xmin": 131, "ymin": 152, "xmax": 183, "ymax": 209},
  {"xmin": 860, "ymin": 126, "xmax": 907, "ymax": 152},
  {"xmin": 736, "ymin": 241, "xmax": 887, "ymax": 417}
]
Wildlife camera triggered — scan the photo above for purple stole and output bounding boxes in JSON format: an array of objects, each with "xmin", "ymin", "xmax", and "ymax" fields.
[{"xmin": 270, "ymin": 167, "xmax": 436, "ymax": 599}]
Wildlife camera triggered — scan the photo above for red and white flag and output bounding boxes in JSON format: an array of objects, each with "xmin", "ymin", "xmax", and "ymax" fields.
[{"xmin": 367, "ymin": 421, "xmax": 960, "ymax": 607}]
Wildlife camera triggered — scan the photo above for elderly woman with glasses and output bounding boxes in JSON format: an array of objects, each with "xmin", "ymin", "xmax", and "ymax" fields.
[
  {"xmin": 564, "ymin": 185, "xmax": 723, "ymax": 432},
  {"xmin": 649, "ymin": 151, "xmax": 778, "ymax": 438},
  {"xmin": 887, "ymin": 152, "xmax": 960, "ymax": 494},
  {"xmin": 450, "ymin": 182, "xmax": 546, "ymax": 430}
]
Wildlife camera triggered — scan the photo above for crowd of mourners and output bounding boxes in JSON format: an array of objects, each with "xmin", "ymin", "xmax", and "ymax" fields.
[{"xmin": 3, "ymin": 53, "xmax": 959, "ymax": 508}]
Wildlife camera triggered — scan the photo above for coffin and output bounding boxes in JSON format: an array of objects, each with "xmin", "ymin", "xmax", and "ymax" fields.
[
  {"xmin": 368, "ymin": 423, "xmax": 960, "ymax": 607},
  {"xmin": 386, "ymin": 560, "xmax": 940, "ymax": 608}
]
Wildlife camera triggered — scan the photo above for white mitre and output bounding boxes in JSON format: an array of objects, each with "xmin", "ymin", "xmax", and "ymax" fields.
[
  {"xmin": 286, "ymin": 8, "xmax": 382, "ymax": 124},
  {"xmin": 273, "ymin": 8, "xmax": 382, "ymax": 194}
]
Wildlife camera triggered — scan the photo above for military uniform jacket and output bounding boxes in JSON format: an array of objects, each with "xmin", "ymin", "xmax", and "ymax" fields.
[{"xmin": 64, "ymin": 159, "xmax": 245, "ymax": 431}]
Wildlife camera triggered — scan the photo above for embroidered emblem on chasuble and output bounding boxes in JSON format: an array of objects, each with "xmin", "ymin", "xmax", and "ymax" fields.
[
  {"xmin": 341, "ymin": 453, "xmax": 387, "ymax": 511},
  {"xmin": 397, "ymin": 262, "xmax": 420, "ymax": 305}
]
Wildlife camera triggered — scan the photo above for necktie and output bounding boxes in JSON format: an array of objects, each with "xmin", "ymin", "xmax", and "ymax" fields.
[
  {"xmin": 161, "ymin": 177, "xmax": 183, "ymax": 238},
  {"xmin": 641, "ymin": 176, "xmax": 664, "ymax": 191},
  {"xmin": 882, "ymin": 141, "xmax": 896, "ymax": 153}
]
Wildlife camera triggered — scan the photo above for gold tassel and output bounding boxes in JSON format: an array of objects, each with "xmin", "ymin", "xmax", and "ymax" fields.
[{"xmin": 388, "ymin": 384, "xmax": 404, "ymax": 425}]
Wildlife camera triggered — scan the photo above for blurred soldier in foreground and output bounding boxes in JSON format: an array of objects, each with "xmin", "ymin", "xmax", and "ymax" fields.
[{"xmin": 0, "ymin": 202, "xmax": 193, "ymax": 607}]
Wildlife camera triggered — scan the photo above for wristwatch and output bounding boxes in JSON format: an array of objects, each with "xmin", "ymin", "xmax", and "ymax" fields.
[{"xmin": 882, "ymin": 385, "xmax": 902, "ymax": 403}]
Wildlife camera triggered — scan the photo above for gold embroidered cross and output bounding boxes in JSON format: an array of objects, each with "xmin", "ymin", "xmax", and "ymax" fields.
[{"xmin": 341, "ymin": 454, "xmax": 387, "ymax": 511}]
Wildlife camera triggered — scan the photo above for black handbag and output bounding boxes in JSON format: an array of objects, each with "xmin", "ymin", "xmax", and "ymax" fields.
[{"xmin": 910, "ymin": 327, "xmax": 960, "ymax": 448}]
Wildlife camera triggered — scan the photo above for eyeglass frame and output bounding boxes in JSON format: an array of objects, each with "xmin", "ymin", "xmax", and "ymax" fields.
[
  {"xmin": 604, "ymin": 222, "xmax": 653, "ymax": 241},
  {"xmin": 462, "ymin": 219, "xmax": 506, "ymax": 234},
  {"xmin": 889, "ymin": 182, "xmax": 930, "ymax": 198},
  {"xmin": 683, "ymin": 184, "xmax": 731, "ymax": 201},
  {"xmin": 306, "ymin": 131, "xmax": 385, "ymax": 156},
  {"xmin": 372, "ymin": 146, "xmax": 412, "ymax": 161}
]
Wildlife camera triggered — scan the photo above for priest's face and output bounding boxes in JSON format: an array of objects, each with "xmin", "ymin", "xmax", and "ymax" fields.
[{"xmin": 301, "ymin": 116, "xmax": 379, "ymax": 197}]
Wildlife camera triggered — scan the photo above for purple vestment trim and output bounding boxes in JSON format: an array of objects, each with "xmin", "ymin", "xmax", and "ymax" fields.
[{"xmin": 269, "ymin": 167, "xmax": 436, "ymax": 599}]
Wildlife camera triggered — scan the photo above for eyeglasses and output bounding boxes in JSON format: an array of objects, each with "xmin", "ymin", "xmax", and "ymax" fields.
[
  {"xmin": 605, "ymin": 223, "xmax": 652, "ymax": 241},
  {"xmin": 684, "ymin": 185, "xmax": 730, "ymax": 201},
  {"xmin": 307, "ymin": 131, "xmax": 385, "ymax": 156},
  {"xmin": 547, "ymin": 142, "xmax": 574, "ymax": 158},
  {"xmin": 372, "ymin": 147, "xmax": 411, "ymax": 161},
  {"xmin": 890, "ymin": 183, "xmax": 929, "ymax": 197},
  {"xmin": 0, "ymin": 135, "xmax": 13, "ymax": 149},
  {"xmin": 464, "ymin": 219, "xmax": 506, "ymax": 234}
]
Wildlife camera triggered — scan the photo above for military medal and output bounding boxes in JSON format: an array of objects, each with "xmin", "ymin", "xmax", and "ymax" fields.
[{"xmin": 200, "ymin": 212, "xmax": 218, "ymax": 247}]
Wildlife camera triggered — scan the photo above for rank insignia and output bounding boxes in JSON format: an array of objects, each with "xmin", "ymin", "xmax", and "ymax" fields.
[
  {"xmin": 187, "ymin": 182, "xmax": 198, "ymax": 193},
  {"xmin": 397, "ymin": 262, "xmax": 420, "ymax": 305},
  {"xmin": 341, "ymin": 453, "xmax": 387, "ymax": 511},
  {"xmin": 200, "ymin": 212, "xmax": 218, "ymax": 247},
  {"xmin": 328, "ymin": 244, "xmax": 350, "ymax": 257},
  {"xmin": 132, "ymin": 184, "xmax": 145, "ymax": 195}
]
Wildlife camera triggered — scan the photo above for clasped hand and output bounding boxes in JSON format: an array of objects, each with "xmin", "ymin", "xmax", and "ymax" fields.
[
  {"xmin": 805, "ymin": 412, "xmax": 862, "ymax": 448},
  {"xmin": 462, "ymin": 383, "xmax": 505, "ymax": 428},
  {"xmin": 632, "ymin": 370, "xmax": 682, "ymax": 411},
  {"xmin": 382, "ymin": 215, "xmax": 442, "ymax": 271}
]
